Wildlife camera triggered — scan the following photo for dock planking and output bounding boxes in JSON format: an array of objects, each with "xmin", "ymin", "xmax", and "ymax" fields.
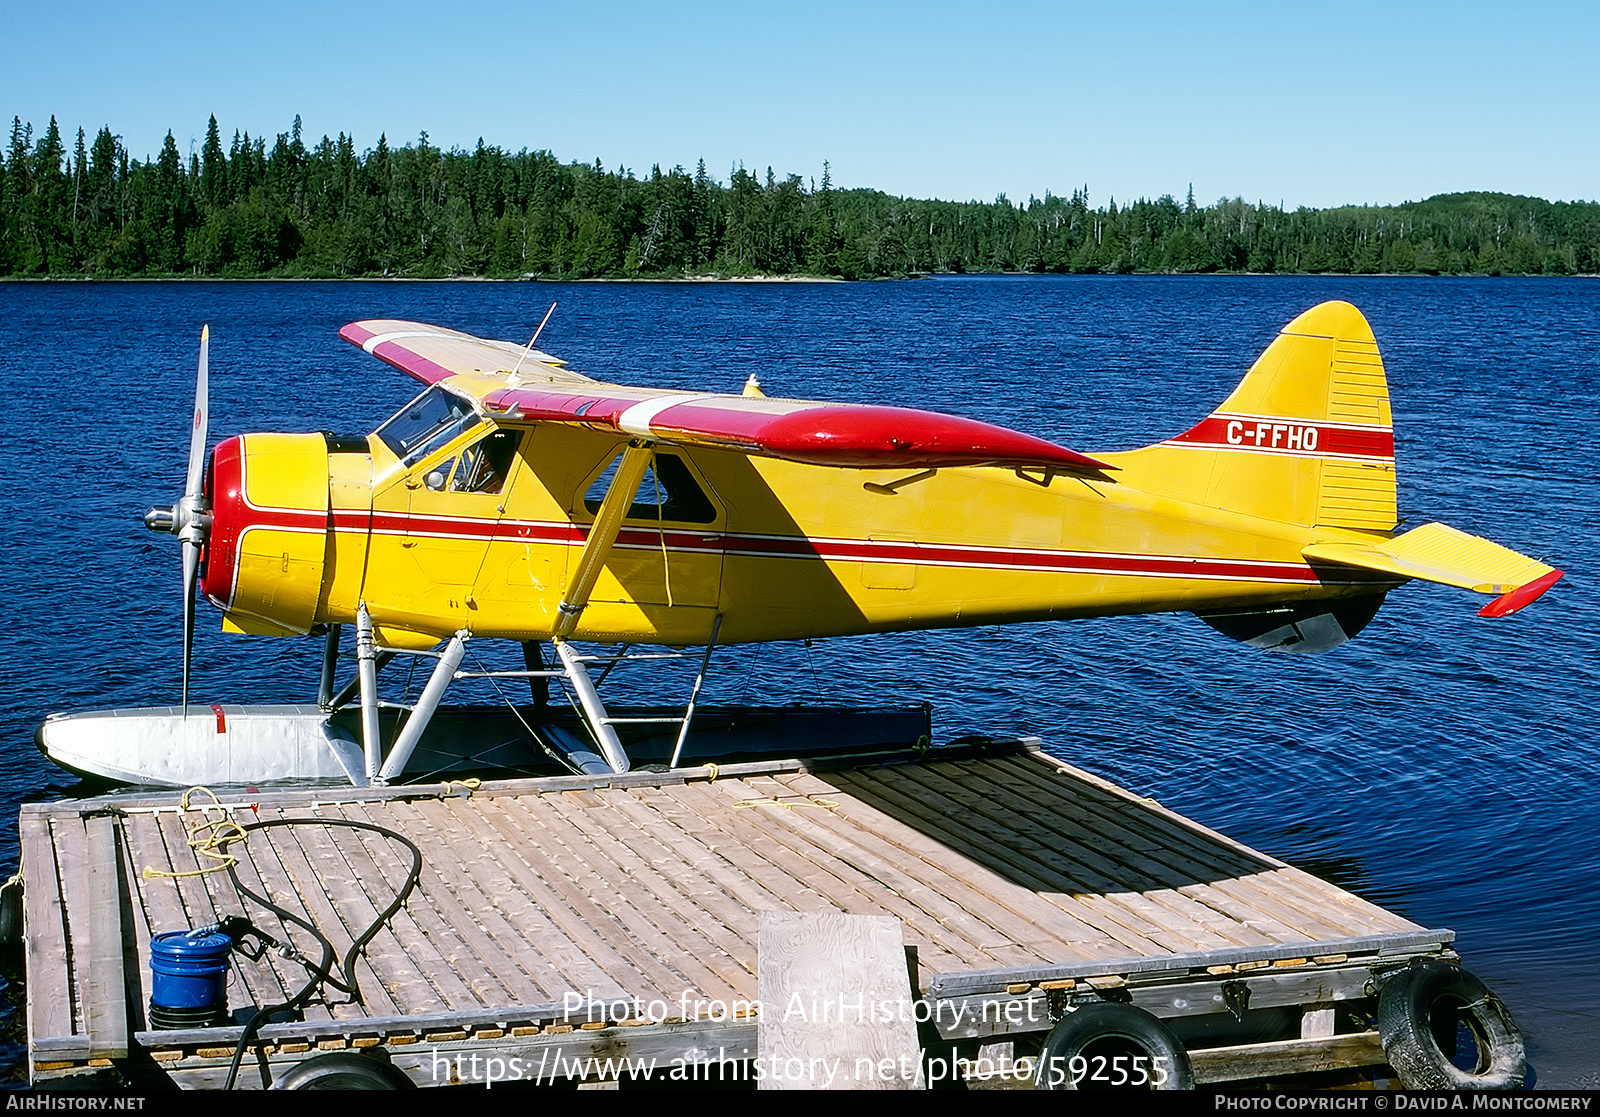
[{"xmin": 21, "ymin": 740, "xmax": 1453, "ymax": 1088}]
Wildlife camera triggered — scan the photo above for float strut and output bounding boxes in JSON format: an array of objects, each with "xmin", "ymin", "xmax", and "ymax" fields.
[
  {"xmin": 379, "ymin": 631, "xmax": 468, "ymax": 783},
  {"xmin": 554, "ymin": 640, "xmax": 631, "ymax": 774},
  {"xmin": 317, "ymin": 624, "xmax": 342, "ymax": 710},
  {"xmin": 669, "ymin": 615, "xmax": 722, "ymax": 769},
  {"xmin": 356, "ymin": 605, "xmax": 382, "ymax": 781}
]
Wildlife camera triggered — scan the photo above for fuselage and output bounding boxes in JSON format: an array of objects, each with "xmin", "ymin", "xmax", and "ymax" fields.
[{"xmin": 199, "ymin": 381, "xmax": 1394, "ymax": 652}]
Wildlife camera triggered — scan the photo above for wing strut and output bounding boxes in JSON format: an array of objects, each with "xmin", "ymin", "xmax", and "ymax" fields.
[
  {"xmin": 545, "ymin": 439, "xmax": 658, "ymax": 774},
  {"xmin": 553, "ymin": 440, "xmax": 655, "ymax": 640}
]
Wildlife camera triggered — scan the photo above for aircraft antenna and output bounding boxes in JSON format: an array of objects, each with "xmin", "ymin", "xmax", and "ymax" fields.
[{"xmin": 509, "ymin": 302, "xmax": 558, "ymax": 383}]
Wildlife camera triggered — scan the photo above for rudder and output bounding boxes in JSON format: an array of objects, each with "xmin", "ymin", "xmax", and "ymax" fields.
[{"xmin": 1099, "ymin": 301, "xmax": 1397, "ymax": 531}]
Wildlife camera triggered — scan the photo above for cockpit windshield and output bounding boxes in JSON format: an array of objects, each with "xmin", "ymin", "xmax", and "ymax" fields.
[{"xmin": 374, "ymin": 386, "xmax": 481, "ymax": 466}]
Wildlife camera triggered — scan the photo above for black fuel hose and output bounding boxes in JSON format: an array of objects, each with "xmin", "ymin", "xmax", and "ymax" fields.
[{"xmin": 215, "ymin": 816, "xmax": 425, "ymax": 1090}]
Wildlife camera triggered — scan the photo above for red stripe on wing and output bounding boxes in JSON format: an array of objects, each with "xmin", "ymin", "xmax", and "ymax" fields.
[
  {"xmin": 338, "ymin": 323, "xmax": 458, "ymax": 385},
  {"xmin": 486, "ymin": 386, "xmax": 1112, "ymax": 471}
]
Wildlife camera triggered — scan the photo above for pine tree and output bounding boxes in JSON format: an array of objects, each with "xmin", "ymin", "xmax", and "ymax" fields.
[{"xmin": 201, "ymin": 114, "xmax": 227, "ymax": 207}]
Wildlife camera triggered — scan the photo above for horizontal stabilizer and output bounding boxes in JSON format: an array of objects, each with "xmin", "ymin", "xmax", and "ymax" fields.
[{"xmin": 1304, "ymin": 523, "xmax": 1562, "ymax": 617}]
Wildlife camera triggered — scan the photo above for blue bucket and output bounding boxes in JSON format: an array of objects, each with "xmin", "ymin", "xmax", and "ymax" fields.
[{"xmin": 149, "ymin": 928, "xmax": 232, "ymax": 1028}]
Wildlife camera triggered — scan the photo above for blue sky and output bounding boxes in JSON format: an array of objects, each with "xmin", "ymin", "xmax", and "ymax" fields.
[{"xmin": 7, "ymin": 0, "xmax": 1596, "ymax": 209}]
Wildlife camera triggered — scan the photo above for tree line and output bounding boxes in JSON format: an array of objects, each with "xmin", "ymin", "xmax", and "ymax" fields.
[{"xmin": 4, "ymin": 113, "xmax": 1599, "ymax": 280}]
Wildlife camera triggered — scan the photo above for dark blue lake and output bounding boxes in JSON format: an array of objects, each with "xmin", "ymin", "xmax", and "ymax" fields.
[{"xmin": 0, "ymin": 275, "xmax": 1594, "ymax": 1086}]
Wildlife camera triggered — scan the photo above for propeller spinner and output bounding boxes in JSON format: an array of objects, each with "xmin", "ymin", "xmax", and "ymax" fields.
[{"xmin": 142, "ymin": 325, "xmax": 212, "ymax": 710}]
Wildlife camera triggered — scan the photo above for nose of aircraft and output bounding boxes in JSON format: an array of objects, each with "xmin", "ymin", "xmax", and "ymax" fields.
[{"xmin": 197, "ymin": 436, "xmax": 244, "ymax": 608}]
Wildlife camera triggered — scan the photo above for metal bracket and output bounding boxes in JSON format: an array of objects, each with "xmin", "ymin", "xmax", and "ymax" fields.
[{"xmin": 1221, "ymin": 979, "xmax": 1251, "ymax": 1022}]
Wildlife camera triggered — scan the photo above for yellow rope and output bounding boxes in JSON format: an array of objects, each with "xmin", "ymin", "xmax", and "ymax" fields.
[{"xmin": 142, "ymin": 786, "xmax": 250, "ymax": 880}]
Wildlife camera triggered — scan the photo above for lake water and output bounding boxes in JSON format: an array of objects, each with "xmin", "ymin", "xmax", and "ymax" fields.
[{"xmin": 0, "ymin": 274, "xmax": 1594, "ymax": 1086}]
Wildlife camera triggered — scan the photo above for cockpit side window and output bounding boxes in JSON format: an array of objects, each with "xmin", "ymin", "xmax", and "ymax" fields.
[
  {"xmin": 374, "ymin": 386, "xmax": 481, "ymax": 466},
  {"xmin": 583, "ymin": 451, "xmax": 717, "ymax": 523},
  {"xmin": 450, "ymin": 429, "xmax": 523, "ymax": 495}
]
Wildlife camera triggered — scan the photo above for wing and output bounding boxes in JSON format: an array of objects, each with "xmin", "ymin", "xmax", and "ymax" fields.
[
  {"xmin": 342, "ymin": 319, "xmax": 1113, "ymax": 472},
  {"xmin": 339, "ymin": 320, "xmax": 595, "ymax": 388}
]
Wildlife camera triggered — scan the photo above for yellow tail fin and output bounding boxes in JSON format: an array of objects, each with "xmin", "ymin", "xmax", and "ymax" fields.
[{"xmin": 1099, "ymin": 301, "xmax": 1397, "ymax": 531}]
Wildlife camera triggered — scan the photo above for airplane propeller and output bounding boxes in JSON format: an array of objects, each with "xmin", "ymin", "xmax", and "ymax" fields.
[{"xmin": 142, "ymin": 326, "xmax": 212, "ymax": 711}]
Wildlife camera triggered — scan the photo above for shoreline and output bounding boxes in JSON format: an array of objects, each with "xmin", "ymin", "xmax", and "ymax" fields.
[{"xmin": 2, "ymin": 271, "xmax": 1596, "ymax": 283}]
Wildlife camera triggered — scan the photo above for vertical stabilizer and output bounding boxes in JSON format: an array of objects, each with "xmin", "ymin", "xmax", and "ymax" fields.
[{"xmin": 1099, "ymin": 301, "xmax": 1397, "ymax": 531}]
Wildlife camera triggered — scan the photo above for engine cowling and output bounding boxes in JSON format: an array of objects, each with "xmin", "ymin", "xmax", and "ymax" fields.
[{"xmin": 201, "ymin": 433, "xmax": 330, "ymax": 636}]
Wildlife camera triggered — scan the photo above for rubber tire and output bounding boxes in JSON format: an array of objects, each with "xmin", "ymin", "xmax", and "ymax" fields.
[
  {"xmin": 0, "ymin": 877, "xmax": 23, "ymax": 947},
  {"xmin": 271, "ymin": 1052, "xmax": 416, "ymax": 1090},
  {"xmin": 1376, "ymin": 962, "xmax": 1526, "ymax": 1090},
  {"xmin": 1033, "ymin": 1003, "xmax": 1194, "ymax": 1090}
]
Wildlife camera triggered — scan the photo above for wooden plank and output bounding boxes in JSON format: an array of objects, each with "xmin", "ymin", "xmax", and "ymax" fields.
[
  {"xmin": 953, "ymin": 757, "xmax": 1267, "ymax": 887},
  {"xmin": 400, "ymin": 797, "xmax": 628, "ymax": 1002},
  {"xmin": 395, "ymin": 797, "xmax": 585, "ymax": 1004},
  {"xmin": 120, "ymin": 811, "xmax": 190, "ymax": 936},
  {"xmin": 945, "ymin": 757, "xmax": 1261, "ymax": 887},
  {"xmin": 487, "ymin": 790, "xmax": 741, "ymax": 1006},
  {"xmin": 828, "ymin": 765, "xmax": 1253, "ymax": 961},
  {"xmin": 113, "ymin": 817, "xmax": 154, "ymax": 1030},
  {"xmin": 673, "ymin": 774, "xmax": 1039, "ymax": 973},
  {"xmin": 307, "ymin": 803, "xmax": 483, "ymax": 1017},
  {"xmin": 757, "ymin": 912, "xmax": 921, "ymax": 1090},
  {"xmin": 1189, "ymin": 1032, "xmax": 1388, "ymax": 1084},
  {"xmin": 971, "ymin": 755, "xmax": 1412, "ymax": 943},
  {"xmin": 231, "ymin": 803, "xmax": 436, "ymax": 1020},
  {"xmin": 641, "ymin": 781, "xmax": 983, "ymax": 975},
  {"xmin": 83, "ymin": 815, "xmax": 128, "ymax": 1058},
  {"xmin": 53, "ymin": 816, "xmax": 95, "ymax": 1040},
  {"xmin": 727, "ymin": 772, "xmax": 1110, "ymax": 965},
  {"xmin": 978, "ymin": 754, "xmax": 1273, "ymax": 878},
  {"xmin": 763, "ymin": 769, "xmax": 1168, "ymax": 962},
  {"xmin": 284, "ymin": 803, "xmax": 481, "ymax": 1014},
  {"xmin": 214, "ymin": 808, "xmax": 364, "ymax": 1021},
  {"xmin": 430, "ymin": 797, "xmax": 637, "ymax": 1002},
  {"xmin": 611, "ymin": 783, "xmax": 808, "ymax": 915},
  {"xmin": 177, "ymin": 811, "xmax": 306, "ymax": 1016},
  {"xmin": 449, "ymin": 795, "xmax": 659, "ymax": 1001},
  {"xmin": 366, "ymin": 798, "xmax": 567, "ymax": 1010},
  {"xmin": 528, "ymin": 789, "xmax": 761, "ymax": 999},
  {"xmin": 874, "ymin": 763, "xmax": 1127, "ymax": 890},
  {"xmin": 846, "ymin": 764, "xmax": 1273, "ymax": 953},
  {"xmin": 20, "ymin": 813, "xmax": 73, "ymax": 1044},
  {"xmin": 503, "ymin": 790, "xmax": 749, "ymax": 1005}
]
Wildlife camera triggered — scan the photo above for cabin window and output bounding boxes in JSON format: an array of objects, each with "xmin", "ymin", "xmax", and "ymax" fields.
[
  {"xmin": 375, "ymin": 385, "xmax": 481, "ymax": 466},
  {"xmin": 449, "ymin": 429, "xmax": 523, "ymax": 494},
  {"xmin": 583, "ymin": 452, "xmax": 717, "ymax": 523}
]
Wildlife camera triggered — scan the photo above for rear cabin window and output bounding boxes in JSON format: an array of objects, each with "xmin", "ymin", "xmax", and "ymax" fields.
[{"xmin": 583, "ymin": 452, "xmax": 717, "ymax": 523}]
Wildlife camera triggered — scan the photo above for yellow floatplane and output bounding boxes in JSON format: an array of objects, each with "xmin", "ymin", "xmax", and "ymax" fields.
[{"xmin": 39, "ymin": 301, "xmax": 1561, "ymax": 786}]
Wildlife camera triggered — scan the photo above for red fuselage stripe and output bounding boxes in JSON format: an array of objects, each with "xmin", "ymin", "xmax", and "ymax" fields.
[{"xmin": 218, "ymin": 504, "xmax": 1362, "ymax": 586}]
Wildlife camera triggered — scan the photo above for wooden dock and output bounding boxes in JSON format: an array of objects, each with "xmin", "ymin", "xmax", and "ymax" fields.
[{"xmin": 20, "ymin": 739, "xmax": 1458, "ymax": 1089}]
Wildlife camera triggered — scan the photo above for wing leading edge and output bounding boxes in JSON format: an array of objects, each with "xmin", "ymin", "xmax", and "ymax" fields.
[{"xmin": 342, "ymin": 319, "xmax": 1112, "ymax": 472}]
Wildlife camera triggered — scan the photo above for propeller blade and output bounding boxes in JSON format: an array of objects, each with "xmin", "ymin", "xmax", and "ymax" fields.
[
  {"xmin": 185, "ymin": 326, "xmax": 209, "ymax": 500},
  {"xmin": 181, "ymin": 537, "xmax": 199, "ymax": 711},
  {"xmin": 179, "ymin": 325, "xmax": 209, "ymax": 713}
]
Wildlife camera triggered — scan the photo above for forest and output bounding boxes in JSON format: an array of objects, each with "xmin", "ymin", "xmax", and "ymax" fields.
[{"xmin": 4, "ymin": 113, "xmax": 1599, "ymax": 280}]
